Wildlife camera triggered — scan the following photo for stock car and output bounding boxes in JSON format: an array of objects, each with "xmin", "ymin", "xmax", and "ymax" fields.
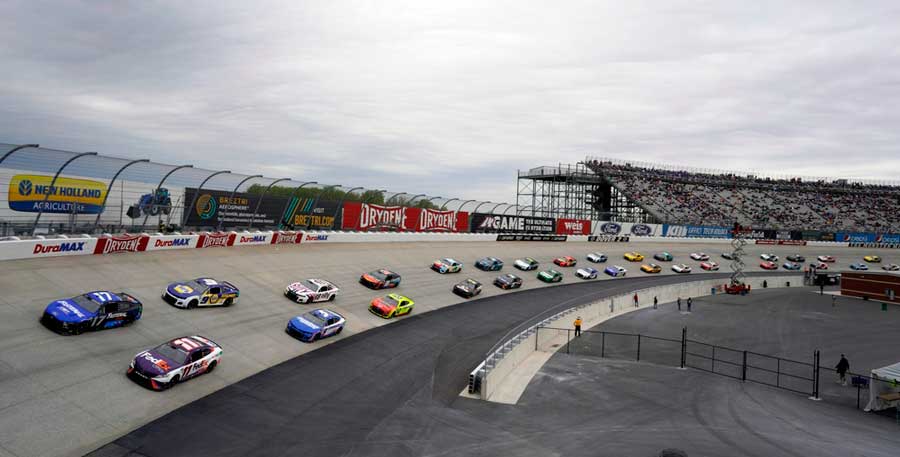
[
  {"xmin": 818, "ymin": 255, "xmax": 836, "ymax": 263},
  {"xmin": 640, "ymin": 263, "xmax": 662, "ymax": 274},
  {"xmin": 783, "ymin": 261, "xmax": 802, "ymax": 270},
  {"xmin": 760, "ymin": 261, "xmax": 778, "ymax": 270},
  {"xmin": 475, "ymin": 257, "xmax": 504, "ymax": 271},
  {"xmin": 671, "ymin": 264, "xmax": 692, "ymax": 274},
  {"xmin": 787, "ymin": 254, "xmax": 806, "ymax": 262},
  {"xmin": 41, "ymin": 291, "xmax": 142, "ymax": 335},
  {"xmin": 284, "ymin": 279, "xmax": 339, "ymax": 304},
  {"xmin": 811, "ymin": 261, "xmax": 829, "ymax": 270},
  {"xmin": 163, "ymin": 278, "xmax": 239, "ymax": 308},
  {"xmin": 431, "ymin": 258, "xmax": 463, "ymax": 274},
  {"xmin": 514, "ymin": 257, "xmax": 540, "ymax": 271},
  {"xmin": 623, "ymin": 252, "xmax": 644, "ymax": 262},
  {"xmin": 700, "ymin": 261, "xmax": 719, "ymax": 271},
  {"xmin": 850, "ymin": 263, "xmax": 869, "ymax": 271},
  {"xmin": 537, "ymin": 269, "xmax": 564, "ymax": 283},
  {"xmin": 690, "ymin": 252, "xmax": 709, "ymax": 261},
  {"xmin": 605, "ymin": 265, "xmax": 627, "ymax": 277},
  {"xmin": 553, "ymin": 256, "xmax": 577, "ymax": 267},
  {"xmin": 654, "ymin": 252, "xmax": 674, "ymax": 261},
  {"xmin": 864, "ymin": 255, "xmax": 882, "ymax": 263},
  {"xmin": 369, "ymin": 294, "xmax": 414, "ymax": 318},
  {"xmin": 285, "ymin": 309, "xmax": 346, "ymax": 342},
  {"xmin": 453, "ymin": 279, "xmax": 483, "ymax": 298},
  {"xmin": 721, "ymin": 252, "xmax": 735, "ymax": 260},
  {"xmin": 494, "ymin": 273, "xmax": 523, "ymax": 289},
  {"xmin": 127, "ymin": 335, "xmax": 221, "ymax": 390},
  {"xmin": 586, "ymin": 252, "xmax": 608, "ymax": 263},
  {"xmin": 360, "ymin": 269, "xmax": 402, "ymax": 289},
  {"xmin": 760, "ymin": 254, "xmax": 779, "ymax": 262},
  {"xmin": 882, "ymin": 264, "xmax": 900, "ymax": 271},
  {"xmin": 575, "ymin": 267, "xmax": 599, "ymax": 279}
]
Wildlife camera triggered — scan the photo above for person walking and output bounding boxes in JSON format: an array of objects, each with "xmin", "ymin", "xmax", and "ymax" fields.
[
  {"xmin": 633, "ymin": 293, "xmax": 639, "ymax": 307},
  {"xmin": 835, "ymin": 354, "xmax": 850, "ymax": 386},
  {"xmin": 687, "ymin": 297, "xmax": 692, "ymax": 312},
  {"xmin": 677, "ymin": 297, "xmax": 682, "ymax": 311},
  {"xmin": 820, "ymin": 283, "xmax": 824, "ymax": 295},
  {"xmin": 653, "ymin": 296, "xmax": 658, "ymax": 309},
  {"xmin": 574, "ymin": 316, "xmax": 582, "ymax": 337}
]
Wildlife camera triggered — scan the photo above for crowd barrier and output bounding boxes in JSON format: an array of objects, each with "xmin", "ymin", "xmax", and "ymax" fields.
[{"xmin": 0, "ymin": 230, "xmax": 856, "ymax": 262}]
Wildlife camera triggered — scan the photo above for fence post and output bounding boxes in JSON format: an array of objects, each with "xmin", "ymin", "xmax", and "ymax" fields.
[
  {"xmin": 636, "ymin": 334, "xmax": 641, "ymax": 361},
  {"xmin": 601, "ymin": 332, "xmax": 606, "ymax": 358},
  {"xmin": 813, "ymin": 350, "xmax": 820, "ymax": 399},
  {"xmin": 777, "ymin": 358, "xmax": 781, "ymax": 387},
  {"xmin": 680, "ymin": 327, "xmax": 686, "ymax": 368},
  {"xmin": 566, "ymin": 329, "xmax": 570, "ymax": 354},
  {"xmin": 535, "ymin": 327, "xmax": 539, "ymax": 351},
  {"xmin": 742, "ymin": 351, "xmax": 747, "ymax": 381},
  {"xmin": 712, "ymin": 346, "xmax": 716, "ymax": 373}
]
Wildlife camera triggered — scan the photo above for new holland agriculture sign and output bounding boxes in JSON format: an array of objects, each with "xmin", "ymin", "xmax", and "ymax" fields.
[{"xmin": 8, "ymin": 174, "xmax": 107, "ymax": 214}]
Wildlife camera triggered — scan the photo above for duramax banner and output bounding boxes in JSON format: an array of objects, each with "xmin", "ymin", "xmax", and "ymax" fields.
[{"xmin": 8, "ymin": 174, "xmax": 107, "ymax": 214}]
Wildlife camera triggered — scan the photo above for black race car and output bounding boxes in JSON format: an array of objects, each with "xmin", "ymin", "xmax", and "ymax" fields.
[
  {"xmin": 493, "ymin": 273, "xmax": 523, "ymax": 290},
  {"xmin": 475, "ymin": 257, "xmax": 504, "ymax": 271},
  {"xmin": 786, "ymin": 254, "xmax": 805, "ymax": 262},
  {"xmin": 41, "ymin": 291, "xmax": 142, "ymax": 335},
  {"xmin": 453, "ymin": 279, "xmax": 483, "ymax": 298}
]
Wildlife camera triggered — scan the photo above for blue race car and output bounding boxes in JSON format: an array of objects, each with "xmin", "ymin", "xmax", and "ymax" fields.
[
  {"xmin": 41, "ymin": 291, "xmax": 142, "ymax": 335},
  {"xmin": 475, "ymin": 257, "xmax": 504, "ymax": 271},
  {"xmin": 285, "ymin": 309, "xmax": 346, "ymax": 342},
  {"xmin": 604, "ymin": 265, "xmax": 627, "ymax": 277},
  {"xmin": 849, "ymin": 263, "xmax": 868, "ymax": 271}
]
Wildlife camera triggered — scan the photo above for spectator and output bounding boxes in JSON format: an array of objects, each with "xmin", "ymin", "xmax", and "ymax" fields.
[
  {"xmin": 653, "ymin": 296, "xmax": 658, "ymax": 309},
  {"xmin": 633, "ymin": 293, "xmax": 639, "ymax": 307},
  {"xmin": 574, "ymin": 316, "xmax": 582, "ymax": 337},
  {"xmin": 687, "ymin": 297, "xmax": 692, "ymax": 312},
  {"xmin": 835, "ymin": 354, "xmax": 850, "ymax": 386},
  {"xmin": 677, "ymin": 297, "xmax": 681, "ymax": 311}
]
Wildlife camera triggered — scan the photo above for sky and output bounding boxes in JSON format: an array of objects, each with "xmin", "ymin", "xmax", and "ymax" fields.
[{"xmin": 2, "ymin": 0, "xmax": 900, "ymax": 203}]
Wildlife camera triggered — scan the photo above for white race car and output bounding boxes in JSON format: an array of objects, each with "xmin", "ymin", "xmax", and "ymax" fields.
[
  {"xmin": 760, "ymin": 253, "xmax": 779, "ymax": 262},
  {"xmin": 817, "ymin": 255, "xmax": 835, "ymax": 262},
  {"xmin": 576, "ymin": 267, "xmax": 599, "ymax": 279},
  {"xmin": 690, "ymin": 252, "xmax": 709, "ymax": 261},
  {"xmin": 882, "ymin": 264, "xmax": 900, "ymax": 271},
  {"xmin": 671, "ymin": 264, "xmax": 692, "ymax": 273},
  {"xmin": 128, "ymin": 335, "xmax": 222, "ymax": 391},
  {"xmin": 284, "ymin": 279, "xmax": 340, "ymax": 304},
  {"xmin": 586, "ymin": 252, "xmax": 608, "ymax": 263}
]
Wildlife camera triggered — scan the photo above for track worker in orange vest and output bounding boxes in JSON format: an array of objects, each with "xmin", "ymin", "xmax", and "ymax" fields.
[{"xmin": 574, "ymin": 316, "xmax": 582, "ymax": 337}]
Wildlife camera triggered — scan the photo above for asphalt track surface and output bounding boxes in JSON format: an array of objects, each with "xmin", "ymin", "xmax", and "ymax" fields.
[{"xmin": 0, "ymin": 240, "xmax": 893, "ymax": 457}]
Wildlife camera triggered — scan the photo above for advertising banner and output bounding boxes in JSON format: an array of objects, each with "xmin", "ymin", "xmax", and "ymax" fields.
[
  {"xmin": 196, "ymin": 232, "xmax": 237, "ymax": 248},
  {"xmin": 340, "ymin": 203, "xmax": 468, "ymax": 232},
  {"xmin": 496, "ymin": 234, "xmax": 567, "ymax": 241},
  {"xmin": 662, "ymin": 224, "xmax": 731, "ymax": 238},
  {"xmin": 819, "ymin": 232, "xmax": 836, "ymax": 242},
  {"xmin": 29, "ymin": 238, "xmax": 98, "ymax": 258},
  {"xmin": 837, "ymin": 232, "xmax": 876, "ymax": 243},
  {"xmin": 146, "ymin": 234, "xmax": 199, "ymax": 251},
  {"xmin": 414, "ymin": 207, "xmax": 469, "ymax": 232},
  {"xmin": 94, "ymin": 234, "xmax": 150, "ymax": 255},
  {"xmin": 587, "ymin": 235, "xmax": 631, "ymax": 242},
  {"xmin": 849, "ymin": 242, "xmax": 900, "ymax": 249},
  {"xmin": 627, "ymin": 223, "xmax": 658, "ymax": 236},
  {"xmin": 281, "ymin": 197, "xmax": 341, "ymax": 230},
  {"xmin": 470, "ymin": 213, "xmax": 556, "ymax": 233},
  {"xmin": 595, "ymin": 221, "xmax": 624, "ymax": 235},
  {"xmin": 271, "ymin": 231, "xmax": 303, "ymax": 245},
  {"xmin": 234, "ymin": 232, "xmax": 273, "ymax": 246},
  {"xmin": 556, "ymin": 219, "xmax": 591, "ymax": 235},
  {"xmin": 876, "ymin": 233, "xmax": 900, "ymax": 244},
  {"xmin": 755, "ymin": 239, "xmax": 807, "ymax": 246},
  {"xmin": 8, "ymin": 174, "xmax": 107, "ymax": 214},
  {"xmin": 301, "ymin": 233, "xmax": 330, "ymax": 242}
]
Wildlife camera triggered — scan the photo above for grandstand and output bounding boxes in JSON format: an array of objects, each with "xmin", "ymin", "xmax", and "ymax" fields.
[{"xmin": 519, "ymin": 157, "xmax": 900, "ymax": 232}]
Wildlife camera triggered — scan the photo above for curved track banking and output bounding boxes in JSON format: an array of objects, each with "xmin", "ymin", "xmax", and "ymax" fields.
[{"xmin": 0, "ymin": 241, "xmax": 893, "ymax": 457}]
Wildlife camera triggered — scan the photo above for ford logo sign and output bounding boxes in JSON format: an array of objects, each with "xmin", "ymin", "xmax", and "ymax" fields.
[
  {"xmin": 600, "ymin": 222, "xmax": 621, "ymax": 235},
  {"xmin": 630, "ymin": 224, "xmax": 651, "ymax": 236}
]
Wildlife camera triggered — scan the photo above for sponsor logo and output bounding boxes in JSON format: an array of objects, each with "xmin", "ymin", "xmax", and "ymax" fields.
[
  {"xmin": 473, "ymin": 214, "xmax": 555, "ymax": 233},
  {"xmin": 195, "ymin": 194, "xmax": 218, "ymax": 220},
  {"xmin": 8, "ymin": 174, "xmax": 107, "ymax": 214},
  {"xmin": 239, "ymin": 235, "xmax": 267, "ymax": 243},
  {"xmin": 33, "ymin": 241, "xmax": 86, "ymax": 254},
  {"xmin": 96, "ymin": 235, "xmax": 147, "ymax": 254},
  {"xmin": 154, "ymin": 238, "xmax": 191, "ymax": 248},
  {"xmin": 305, "ymin": 234, "xmax": 329, "ymax": 241},
  {"xmin": 496, "ymin": 234, "xmax": 567, "ymax": 242},
  {"xmin": 664, "ymin": 225, "xmax": 687, "ymax": 237},
  {"xmin": 198, "ymin": 233, "xmax": 234, "ymax": 248},
  {"xmin": 418, "ymin": 209, "xmax": 456, "ymax": 232},
  {"xmin": 587, "ymin": 235, "xmax": 630, "ymax": 243},
  {"xmin": 359, "ymin": 204, "xmax": 406, "ymax": 230},
  {"xmin": 58, "ymin": 301, "xmax": 86, "ymax": 318},
  {"xmin": 876, "ymin": 234, "xmax": 900, "ymax": 243},
  {"xmin": 599, "ymin": 222, "xmax": 621, "ymax": 235},
  {"xmin": 273, "ymin": 232, "xmax": 302, "ymax": 244},
  {"xmin": 631, "ymin": 224, "xmax": 652, "ymax": 236}
]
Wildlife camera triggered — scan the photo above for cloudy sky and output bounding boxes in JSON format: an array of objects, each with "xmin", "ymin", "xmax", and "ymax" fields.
[{"xmin": 2, "ymin": 0, "xmax": 899, "ymax": 202}]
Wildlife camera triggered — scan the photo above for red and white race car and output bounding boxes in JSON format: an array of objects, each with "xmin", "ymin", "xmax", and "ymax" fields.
[
  {"xmin": 811, "ymin": 262, "xmax": 828, "ymax": 270},
  {"xmin": 817, "ymin": 255, "xmax": 836, "ymax": 263},
  {"xmin": 128, "ymin": 336, "xmax": 222, "ymax": 390},
  {"xmin": 759, "ymin": 261, "xmax": 778, "ymax": 270},
  {"xmin": 700, "ymin": 261, "xmax": 719, "ymax": 271},
  {"xmin": 284, "ymin": 279, "xmax": 340, "ymax": 304},
  {"xmin": 690, "ymin": 252, "xmax": 709, "ymax": 261},
  {"xmin": 553, "ymin": 256, "xmax": 577, "ymax": 267}
]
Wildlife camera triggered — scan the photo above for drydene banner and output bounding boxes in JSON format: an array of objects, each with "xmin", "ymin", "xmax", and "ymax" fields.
[
  {"xmin": 94, "ymin": 234, "xmax": 150, "ymax": 254},
  {"xmin": 469, "ymin": 213, "xmax": 556, "ymax": 233},
  {"xmin": 341, "ymin": 202, "xmax": 468, "ymax": 231},
  {"xmin": 8, "ymin": 174, "xmax": 107, "ymax": 214}
]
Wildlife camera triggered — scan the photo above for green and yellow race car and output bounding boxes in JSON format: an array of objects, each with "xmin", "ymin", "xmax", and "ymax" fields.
[
  {"xmin": 537, "ymin": 269, "xmax": 563, "ymax": 283},
  {"xmin": 368, "ymin": 293, "xmax": 414, "ymax": 319}
]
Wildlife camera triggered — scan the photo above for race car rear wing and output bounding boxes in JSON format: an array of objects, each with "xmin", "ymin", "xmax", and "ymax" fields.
[{"xmin": 220, "ymin": 281, "xmax": 239, "ymax": 292}]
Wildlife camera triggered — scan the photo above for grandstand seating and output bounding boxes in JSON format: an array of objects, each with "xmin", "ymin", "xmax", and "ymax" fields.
[{"xmin": 586, "ymin": 160, "xmax": 900, "ymax": 232}]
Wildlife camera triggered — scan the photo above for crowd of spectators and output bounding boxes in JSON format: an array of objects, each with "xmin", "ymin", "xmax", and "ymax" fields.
[{"xmin": 586, "ymin": 159, "xmax": 900, "ymax": 233}]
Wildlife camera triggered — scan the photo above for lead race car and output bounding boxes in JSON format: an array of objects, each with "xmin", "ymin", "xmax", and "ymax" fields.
[
  {"xmin": 284, "ymin": 279, "xmax": 339, "ymax": 304},
  {"xmin": 286, "ymin": 309, "xmax": 346, "ymax": 342},
  {"xmin": 41, "ymin": 291, "xmax": 142, "ymax": 335},
  {"xmin": 163, "ymin": 278, "xmax": 239, "ymax": 308},
  {"xmin": 127, "ymin": 335, "xmax": 222, "ymax": 390}
]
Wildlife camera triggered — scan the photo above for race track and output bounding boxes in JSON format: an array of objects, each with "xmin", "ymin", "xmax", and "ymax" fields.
[{"xmin": 0, "ymin": 240, "xmax": 892, "ymax": 457}]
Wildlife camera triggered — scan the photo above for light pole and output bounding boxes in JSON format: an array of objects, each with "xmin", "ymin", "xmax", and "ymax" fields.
[
  {"xmin": 278, "ymin": 181, "xmax": 317, "ymax": 229},
  {"xmin": 0, "ymin": 143, "xmax": 40, "ymax": 165},
  {"xmin": 92, "ymin": 158, "xmax": 150, "ymax": 233},
  {"xmin": 218, "ymin": 174, "xmax": 262, "ymax": 231},
  {"xmin": 457, "ymin": 199, "xmax": 477, "ymax": 212},
  {"xmin": 487, "ymin": 202, "xmax": 506, "ymax": 214},
  {"xmin": 384, "ymin": 192, "xmax": 407, "ymax": 206},
  {"xmin": 504, "ymin": 205, "xmax": 519, "ymax": 215},
  {"xmin": 31, "ymin": 152, "xmax": 99, "ymax": 235},
  {"xmin": 331, "ymin": 186, "xmax": 364, "ymax": 230},
  {"xmin": 364, "ymin": 189, "xmax": 387, "ymax": 203},
  {"xmin": 141, "ymin": 164, "xmax": 194, "ymax": 230},
  {"xmin": 248, "ymin": 178, "xmax": 291, "ymax": 229},
  {"xmin": 439, "ymin": 198, "xmax": 459, "ymax": 211},
  {"xmin": 472, "ymin": 201, "xmax": 493, "ymax": 214},
  {"xmin": 305, "ymin": 185, "xmax": 340, "ymax": 230},
  {"xmin": 405, "ymin": 193, "xmax": 427, "ymax": 208},
  {"xmin": 182, "ymin": 170, "xmax": 232, "ymax": 228}
]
